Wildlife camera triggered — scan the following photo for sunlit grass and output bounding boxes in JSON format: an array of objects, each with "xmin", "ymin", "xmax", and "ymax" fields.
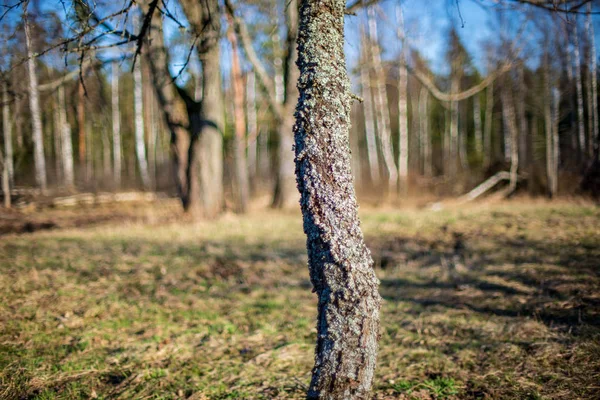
[{"xmin": 1, "ymin": 200, "xmax": 599, "ymax": 399}]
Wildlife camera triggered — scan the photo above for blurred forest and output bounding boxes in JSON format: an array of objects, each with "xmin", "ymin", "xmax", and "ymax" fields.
[{"xmin": 1, "ymin": 0, "xmax": 600, "ymax": 213}]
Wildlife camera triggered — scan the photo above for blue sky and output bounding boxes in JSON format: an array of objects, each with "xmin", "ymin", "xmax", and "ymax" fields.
[{"xmin": 4, "ymin": 0, "xmax": 600, "ymax": 86}]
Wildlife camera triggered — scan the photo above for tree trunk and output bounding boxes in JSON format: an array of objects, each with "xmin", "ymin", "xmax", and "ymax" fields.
[
  {"xmin": 449, "ymin": 78, "xmax": 459, "ymax": 178},
  {"xmin": 24, "ymin": 8, "xmax": 47, "ymax": 191},
  {"xmin": 396, "ymin": 3, "xmax": 409, "ymax": 194},
  {"xmin": 517, "ymin": 64, "xmax": 528, "ymax": 170},
  {"xmin": 573, "ymin": 20, "xmax": 587, "ymax": 161},
  {"xmin": 228, "ymin": 20, "xmax": 250, "ymax": 213},
  {"xmin": 112, "ymin": 61, "xmax": 122, "ymax": 188},
  {"xmin": 246, "ymin": 71, "xmax": 258, "ymax": 184},
  {"xmin": 3, "ymin": 83, "xmax": 13, "ymax": 185},
  {"xmin": 58, "ymin": 85, "xmax": 75, "ymax": 189},
  {"xmin": 551, "ymin": 87, "xmax": 561, "ymax": 195},
  {"xmin": 544, "ymin": 49, "xmax": 558, "ymax": 198},
  {"xmin": 2, "ymin": 159, "xmax": 9, "ymax": 208},
  {"xmin": 77, "ymin": 79, "xmax": 86, "ymax": 175},
  {"xmin": 474, "ymin": 93, "xmax": 483, "ymax": 159},
  {"xmin": 483, "ymin": 82, "xmax": 494, "ymax": 169},
  {"xmin": 194, "ymin": 3, "xmax": 225, "ymax": 217},
  {"xmin": 359, "ymin": 28, "xmax": 380, "ymax": 186},
  {"xmin": 295, "ymin": 1, "xmax": 382, "ymax": 397},
  {"xmin": 586, "ymin": 3, "xmax": 598, "ymax": 160},
  {"xmin": 53, "ymin": 93, "xmax": 63, "ymax": 184},
  {"xmin": 419, "ymin": 86, "xmax": 432, "ymax": 177},
  {"xmin": 368, "ymin": 7, "xmax": 397, "ymax": 194},
  {"xmin": 500, "ymin": 80, "xmax": 519, "ymax": 193},
  {"xmin": 272, "ymin": 0, "xmax": 299, "ymax": 208},
  {"xmin": 133, "ymin": 49, "xmax": 151, "ymax": 190}
]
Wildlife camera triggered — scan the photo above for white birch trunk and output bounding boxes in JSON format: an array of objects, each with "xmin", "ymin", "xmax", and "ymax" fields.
[
  {"xmin": 552, "ymin": 87, "xmax": 560, "ymax": 195},
  {"xmin": 360, "ymin": 28, "xmax": 380, "ymax": 185},
  {"xmin": 573, "ymin": 20, "xmax": 587, "ymax": 158},
  {"xmin": 587, "ymin": 4, "xmax": 598, "ymax": 159},
  {"xmin": 112, "ymin": 62, "xmax": 122, "ymax": 188},
  {"xmin": 368, "ymin": 7, "xmax": 397, "ymax": 193},
  {"xmin": 58, "ymin": 85, "xmax": 74, "ymax": 189},
  {"xmin": 134, "ymin": 55, "xmax": 151, "ymax": 190},
  {"xmin": 474, "ymin": 93, "xmax": 483, "ymax": 157},
  {"xmin": 449, "ymin": 78, "xmax": 459, "ymax": 177},
  {"xmin": 53, "ymin": 93, "xmax": 62, "ymax": 183},
  {"xmin": 484, "ymin": 82, "xmax": 494, "ymax": 168},
  {"xmin": 501, "ymin": 83, "xmax": 519, "ymax": 192},
  {"xmin": 419, "ymin": 86, "xmax": 432, "ymax": 177},
  {"xmin": 3, "ymin": 83, "xmax": 13, "ymax": 185},
  {"xmin": 246, "ymin": 71, "xmax": 258, "ymax": 180},
  {"xmin": 396, "ymin": 3, "xmax": 409, "ymax": 194},
  {"xmin": 24, "ymin": 10, "xmax": 47, "ymax": 191}
]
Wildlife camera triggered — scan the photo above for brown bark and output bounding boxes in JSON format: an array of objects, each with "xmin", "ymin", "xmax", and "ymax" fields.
[
  {"xmin": 78, "ymin": 80, "xmax": 86, "ymax": 166},
  {"xmin": 295, "ymin": 0, "xmax": 381, "ymax": 398},
  {"xmin": 227, "ymin": 18, "xmax": 250, "ymax": 213},
  {"xmin": 143, "ymin": 0, "xmax": 224, "ymax": 216}
]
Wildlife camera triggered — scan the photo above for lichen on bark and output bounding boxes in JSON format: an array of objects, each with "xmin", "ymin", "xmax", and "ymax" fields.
[{"xmin": 293, "ymin": 0, "xmax": 382, "ymax": 398}]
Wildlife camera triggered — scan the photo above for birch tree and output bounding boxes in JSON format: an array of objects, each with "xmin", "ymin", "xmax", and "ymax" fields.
[
  {"xmin": 367, "ymin": 7, "xmax": 397, "ymax": 194},
  {"xmin": 359, "ymin": 27, "xmax": 380, "ymax": 185},
  {"xmin": 295, "ymin": 0, "xmax": 381, "ymax": 397},
  {"xmin": 58, "ymin": 85, "xmax": 74, "ymax": 189},
  {"xmin": 133, "ymin": 21, "xmax": 151, "ymax": 190},
  {"xmin": 572, "ymin": 18, "xmax": 587, "ymax": 159},
  {"xmin": 396, "ymin": 2, "xmax": 409, "ymax": 194},
  {"xmin": 112, "ymin": 61, "xmax": 122, "ymax": 188},
  {"xmin": 24, "ymin": 3, "xmax": 47, "ymax": 191},
  {"xmin": 586, "ymin": 3, "xmax": 598, "ymax": 159},
  {"xmin": 2, "ymin": 83, "xmax": 13, "ymax": 185}
]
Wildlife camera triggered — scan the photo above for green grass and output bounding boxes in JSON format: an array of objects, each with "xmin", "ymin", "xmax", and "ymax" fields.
[{"xmin": 1, "ymin": 200, "xmax": 599, "ymax": 399}]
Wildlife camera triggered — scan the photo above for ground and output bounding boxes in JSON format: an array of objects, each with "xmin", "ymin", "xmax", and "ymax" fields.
[{"xmin": 0, "ymin": 199, "xmax": 599, "ymax": 399}]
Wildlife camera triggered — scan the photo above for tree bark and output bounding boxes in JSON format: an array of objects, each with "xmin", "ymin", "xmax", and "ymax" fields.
[
  {"xmin": 53, "ymin": 93, "xmax": 63, "ymax": 184},
  {"xmin": 295, "ymin": 0, "xmax": 381, "ymax": 397},
  {"xmin": 272, "ymin": 0, "xmax": 299, "ymax": 208},
  {"xmin": 449, "ymin": 78, "xmax": 459, "ymax": 178},
  {"xmin": 246, "ymin": 71, "xmax": 258, "ymax": 184},
  {"xmin": 544, "ymin": 49, "xmax": 558, "ymax": 198},
  {"xmin": 24, "ymin": 6, "xmax": 47, "ymax": 191},
  {"xmin": 586, "ymin": 3, "xmax": 598, "ymax": 160},
  {"xmin": 483, "ymin": 82, "xmax": 494, "ymax": 169},
  {"xmin": 573, "ymin": 20, "xmax": 587, "ymax": 161},
  {"xmin": 133, "ymin": 37, "xmax": 151, "ymax": 190},
  {"xmin": 368, "ymin": 7, "xmax": 397, "ymax": 194},
  {"xmin": 228, "ymin": 19, "xmax": 250, "ymax": 213},
  {"xmin": 359, "ymin": 27, "xmax": 380, "ymax": 186},
  {"xmin": 112, "ymin": 61, "xmax": 122, "ymax": 188},
  {"xmin": 58, "ymin": 85, "xmax": 75, "ymax": 189},
  {"xmin": 77, "ymin": 79, "xmax": 86, "ymax": 173},
  {"xmin": 3, "ymin": 83, "xmax": 13, "ymax": 185},
  {"xmin": 419, "ymin": 86, "xmax": 432, "ymax": 177},
  {"xmin": 474, "ymin": 93, "xmax": 483, "ymax": 159},
  {"xmin": 396, "ymin": 3, "xmax": 409, "ymax": 194},
  {"xmin": 500, "ymin": 79, "xmax": 519, "ymax": 193}
]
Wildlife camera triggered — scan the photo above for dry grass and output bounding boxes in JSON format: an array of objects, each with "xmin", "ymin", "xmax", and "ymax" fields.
[{"xmin": 0, "ymin": 199, "xmax": 599, "ymax": 399}]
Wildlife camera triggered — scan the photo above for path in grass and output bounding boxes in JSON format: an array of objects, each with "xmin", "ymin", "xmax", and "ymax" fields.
[{"xmin": 1, "ymin": 201, "xmax": 599, "ymax": 399}]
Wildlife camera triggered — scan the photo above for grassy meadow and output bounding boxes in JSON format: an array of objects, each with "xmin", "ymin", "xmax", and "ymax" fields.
[{"xmin": 0, "ymin": 200, "xmax": 599, "ymax": 399}]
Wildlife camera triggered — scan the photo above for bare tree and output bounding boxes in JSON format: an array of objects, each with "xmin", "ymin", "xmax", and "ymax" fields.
[
  {"xmin": 368, "ymin": 8, "xmax": 397, "ymax": 194},
  {"xmin": 295, "ymin": 0, "xmax": 381, "ymax": 397},
  {"xmin": 246, "ymin": 71, "xmax": 258, "ymax": 183},
  {"xmin": 112, "ymin": 61, "xmax": 122, "ymax": 188},
  {"xmin": 572, "ymin": 18, "xmax": 587, "ymax": 159},
  {"xmin": 24, "ymin": 3, "xmax": 47, "ymax": 191},
  {"xmin": 396, "ymin": 2, "xmax": 409, "ymax": 194},
  {"xmin": 227, "ymin": 18, "xmax": 250, "ymax": 213},
  {"xmin": 419, "ymin": 86, "xmax": 432, "ymax": 176},
  {"xmin": 359, "ymin": 27, "xmax": 380, "ymax": 186},
  {"xmin": 133, "ymin": 15, "xmax": 151, "ymax": 190},
  {"xmin": 484, "ymin": 82, "xmax": 494, "ymax": 168},
  {"xmin": 500, "ymin": 77, "xmax": 519, "ymax": 193},
  {"xmin": 586, "ymin": 3, "xmax": 598, "ymax": 159},
  {"xmin": 58, "ymin": 85, "xmax": 74, "ymax": 189},
  {"xmin": 2, "ymin": 82, "xmax": 13, "ymax": 185}
]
